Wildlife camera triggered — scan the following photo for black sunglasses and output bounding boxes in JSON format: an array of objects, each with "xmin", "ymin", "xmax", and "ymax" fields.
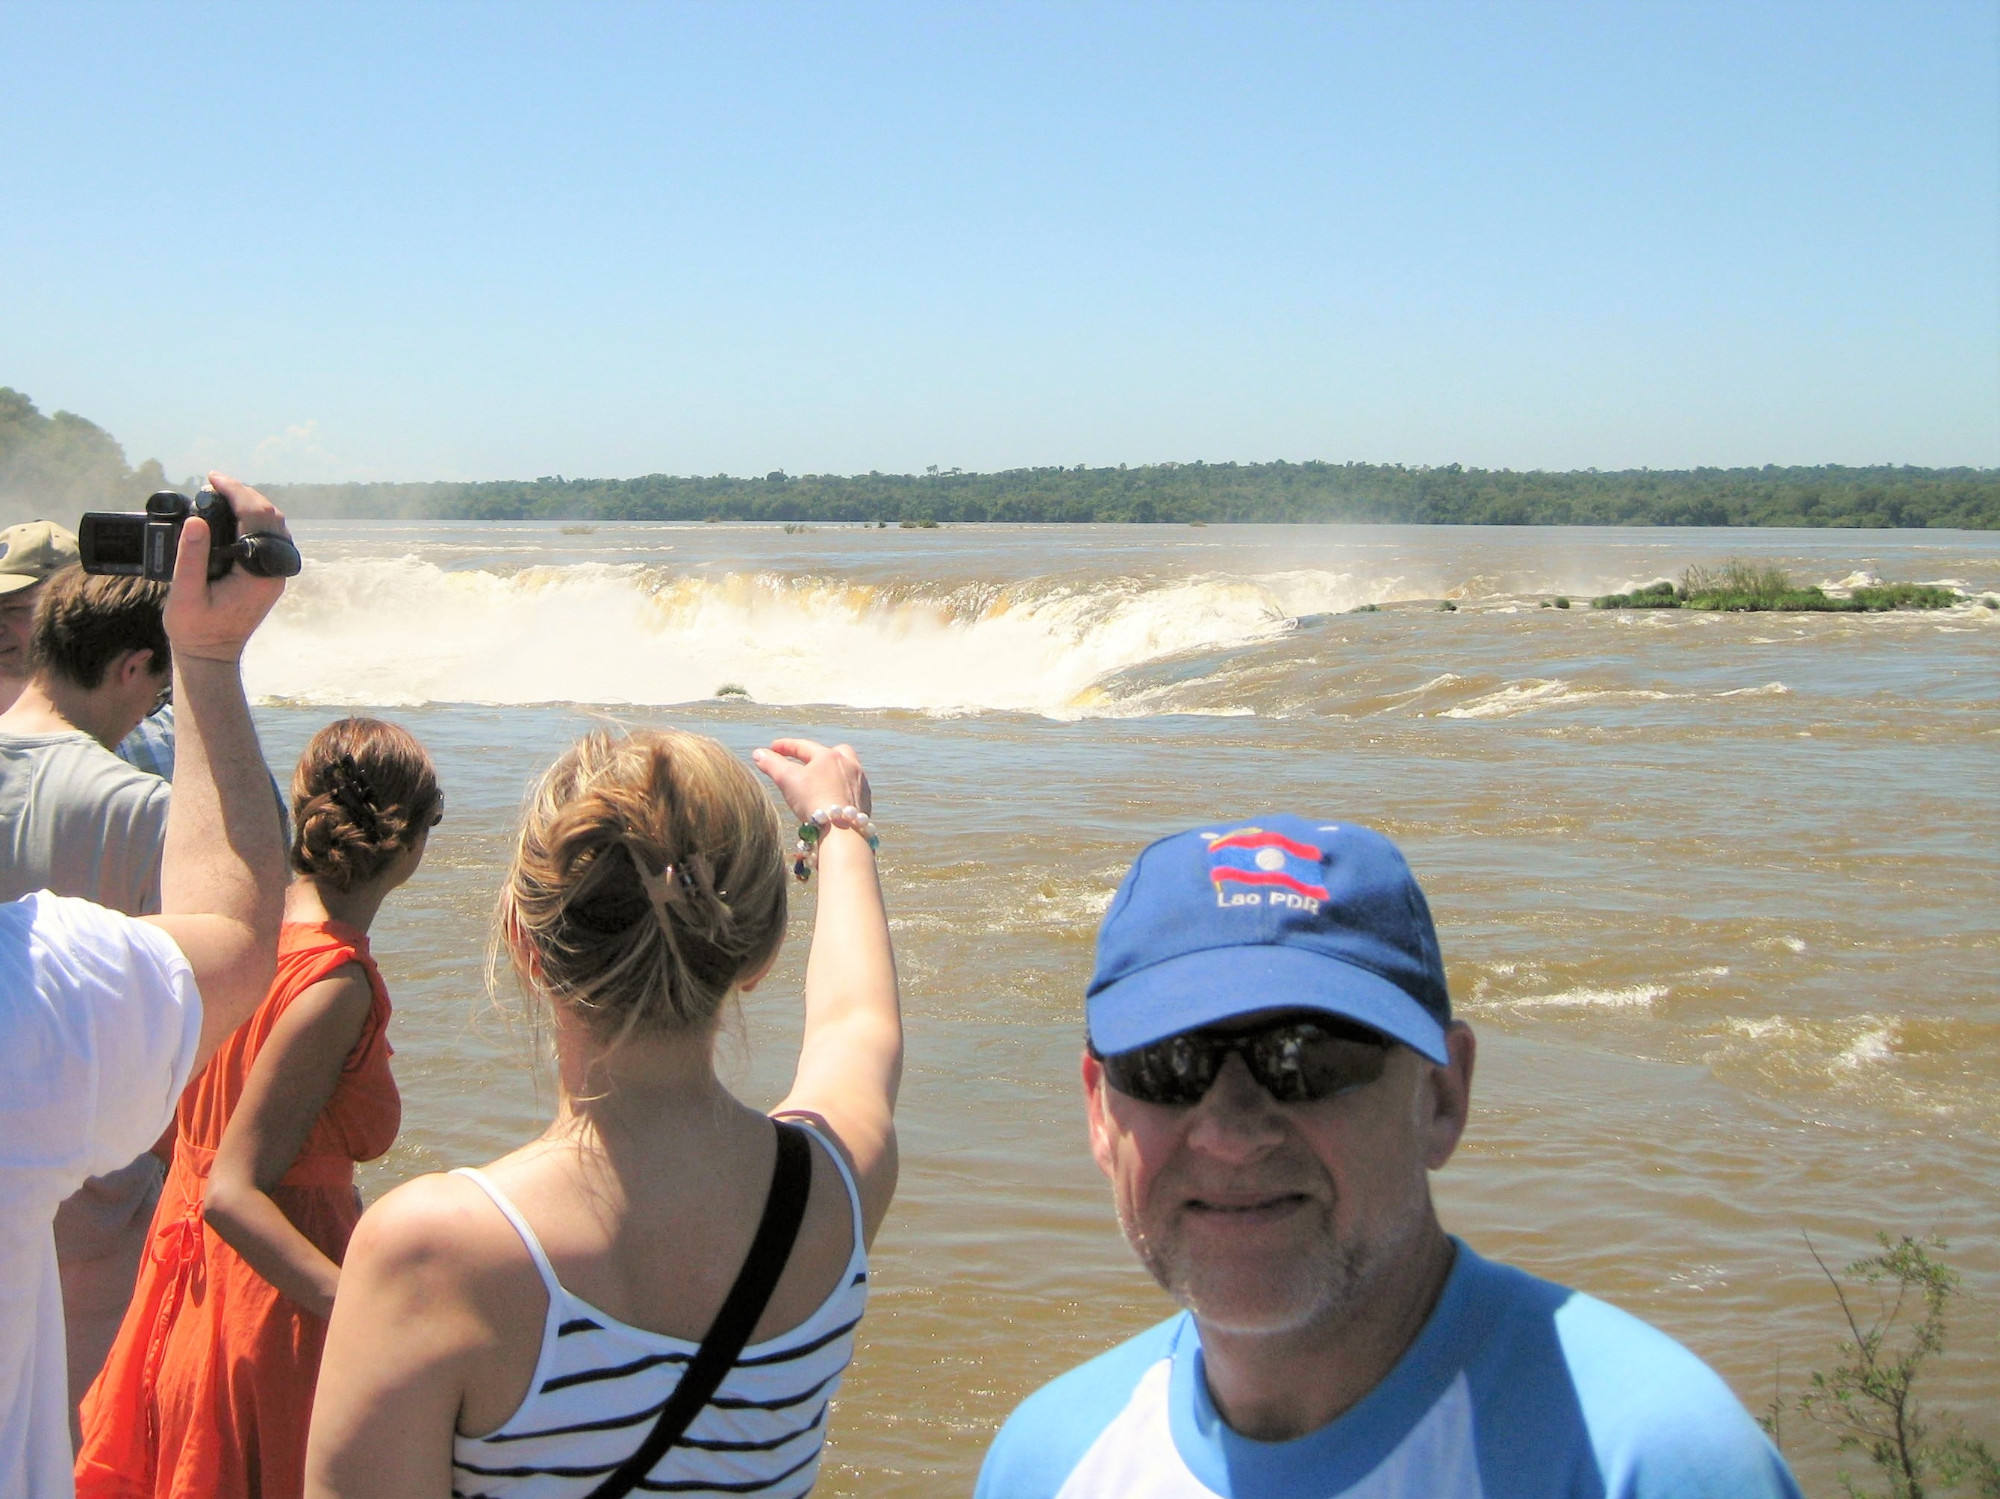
[{"xmin": 1093, "ymin": 1016, "xmax": 1391, "ymax": 1106}]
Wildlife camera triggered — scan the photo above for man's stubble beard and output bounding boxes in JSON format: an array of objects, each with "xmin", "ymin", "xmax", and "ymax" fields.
[
  {"xmin": 1119, "ymin": 1192, "xmax": 1386, "ymax": 1338},
  {"xmin": 1120, "ymin": 1163, "xmax": 1443, "ymax": 1339}
]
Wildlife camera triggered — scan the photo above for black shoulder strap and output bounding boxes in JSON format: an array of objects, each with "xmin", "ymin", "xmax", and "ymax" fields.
[{"xmin": 583, "ymin": 1119, "xmax": 815, "ymax": 1499}]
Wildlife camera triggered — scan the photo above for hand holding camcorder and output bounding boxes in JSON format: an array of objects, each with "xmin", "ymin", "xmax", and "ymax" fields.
[{"xmin": 79, "ymin": 489, "xmax": 302, "ymax": 582}]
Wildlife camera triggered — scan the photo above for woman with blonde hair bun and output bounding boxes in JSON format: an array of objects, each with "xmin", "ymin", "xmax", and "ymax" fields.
[
  {"xmin": 78, "ymin": 717, "xmax": 441, "ymax": 1499},
  {"xmin": 305, "ymin": 731, "xmax": 902, "ymax": 1499}
]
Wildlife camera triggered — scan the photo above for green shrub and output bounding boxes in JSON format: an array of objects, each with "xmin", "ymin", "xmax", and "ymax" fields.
[
  {"xmin": 1597, "ymin": 563, "xmax": 1959, "ymax": 613},
  {"xmin": 1678, "ymin": 561, "xmax": 1829, "ymax": 610},
  {"xmin": 1847, "ymin": 584, "xmax": 1959, "ymax": 611},
  {"xmin": 1766, "ymin": 1234, "xmax": 1999, "ymax": 1498},
  {"xmin": 1593, "ymin": 580, "xmax": 1681, "ymax": 609}
]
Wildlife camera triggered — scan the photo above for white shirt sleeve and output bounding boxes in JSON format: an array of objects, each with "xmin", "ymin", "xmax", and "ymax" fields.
[{"xmin": 0, "ymin": 892, "xmax": 202, "ymax": 1205}]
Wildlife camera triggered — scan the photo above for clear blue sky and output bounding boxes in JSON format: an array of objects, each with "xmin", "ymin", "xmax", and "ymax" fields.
[{"xmin": 3, "ymin": 0, "xmax": 1994, "ymax": 483}]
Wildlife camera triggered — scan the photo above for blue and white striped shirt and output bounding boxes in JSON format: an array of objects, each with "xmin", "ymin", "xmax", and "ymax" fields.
[{"xmin": 450, "ymin": 1125, "xmax": 867, "ymax": 1499}]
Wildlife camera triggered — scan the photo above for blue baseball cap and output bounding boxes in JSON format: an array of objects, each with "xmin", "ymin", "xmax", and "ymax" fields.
[{"xmin": 1086, "ymin": 815, "xmax": 1451, "ymax": 1065}]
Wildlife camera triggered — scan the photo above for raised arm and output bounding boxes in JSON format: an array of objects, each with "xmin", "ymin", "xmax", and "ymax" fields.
[
  {"xmin": 751, "ymin": 738, "xmax": 903, "ymax": 1243},
  {"xmin": 141, "ymin": 472, "xmax": 291, "ymax": 1069}
]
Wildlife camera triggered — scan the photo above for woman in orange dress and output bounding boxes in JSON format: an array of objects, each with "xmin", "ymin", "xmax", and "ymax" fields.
[{"xmin": 76, "ymin": 718, "xmax": 442, "ymax": 1499}]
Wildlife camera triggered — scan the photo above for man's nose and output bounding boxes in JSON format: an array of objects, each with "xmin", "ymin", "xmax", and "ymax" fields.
[{"xmin": 1184, "ymin": 1053, "xmax": 1289, "ymax": 1161}]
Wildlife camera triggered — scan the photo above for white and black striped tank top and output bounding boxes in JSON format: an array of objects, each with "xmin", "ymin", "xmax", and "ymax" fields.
[{"xmin": 449, "ymin": 1123, "xmax": 867, "ymax": 1499}]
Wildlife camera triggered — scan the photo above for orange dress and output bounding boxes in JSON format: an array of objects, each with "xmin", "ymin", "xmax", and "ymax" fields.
[{"xmin": 75, "ymin": 921, "xmax": 401, "ymax": 1499}]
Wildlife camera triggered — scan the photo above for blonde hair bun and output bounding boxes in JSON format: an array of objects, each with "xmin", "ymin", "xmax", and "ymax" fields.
[{"xmin": 503, "ymin": 728, "xmax": 787, "ymax": 1039}]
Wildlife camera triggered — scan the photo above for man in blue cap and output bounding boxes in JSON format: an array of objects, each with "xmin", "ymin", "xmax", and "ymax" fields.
[{"xmin": 977, "ymin": 817, "xmax": 1798, "ymax": 1499}]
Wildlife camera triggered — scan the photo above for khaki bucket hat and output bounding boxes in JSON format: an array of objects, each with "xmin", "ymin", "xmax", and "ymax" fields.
[{"xmin": 0, "ymin": 521, "xmax": 81, "ymax": 596}]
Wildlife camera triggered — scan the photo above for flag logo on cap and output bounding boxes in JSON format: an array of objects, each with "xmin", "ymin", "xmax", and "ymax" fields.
[{"xmin": 1203, "ymin": 826, "xmax": 1329, "ymax": 910}]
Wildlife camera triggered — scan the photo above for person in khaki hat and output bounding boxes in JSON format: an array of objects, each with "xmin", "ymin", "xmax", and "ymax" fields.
[
  {"xmin": 0, "ymin": 521, "xmax": 184, "ymax": 784},
  {"xmin": 0, "ymin": 521, "xmax": 81, "ymax": 712}
]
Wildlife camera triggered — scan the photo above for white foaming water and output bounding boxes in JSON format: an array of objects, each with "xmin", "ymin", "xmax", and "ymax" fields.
[
  {"xmin": 1834, "ymin": 1023, "xmax": 1898, "ymax": 1071},
  {"xmin": 1438, "ymin": 678, "xmax": 1676, "ymax": 719},
  {"xmin": 1716, "ymin": 1014, "xmax": 1904, "ymax": 1084},
  {"xmin": 1508, "ymin": 984, "xmax": 1668, "ymax": 1010},
  {"xmin": 1438, "ymin": 677, "xmax": 1798, "ymax": 720},
  {"xmin": 244, "ymin": 557, "xmax": 1387, "ymax": 714},
  {"xmin": 1715, "ymin": 682, "xmax": 1790, "ymax": 698}
]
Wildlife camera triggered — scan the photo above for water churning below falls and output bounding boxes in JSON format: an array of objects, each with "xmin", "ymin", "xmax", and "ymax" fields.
[{"xmin": 252, "ymin": 522, "xmax": 2000, "ymax": 1493}]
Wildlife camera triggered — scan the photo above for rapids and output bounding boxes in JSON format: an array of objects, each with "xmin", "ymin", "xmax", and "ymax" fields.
[{"xmin": 249, "ymin": 521, "xmax": 2000, "ymax": 1493}]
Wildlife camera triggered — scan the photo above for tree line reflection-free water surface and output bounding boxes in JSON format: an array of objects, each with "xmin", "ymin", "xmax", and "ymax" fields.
[{"xmin": 251, "ymin": 523, "xmax": 2000, "ymax": 1494}]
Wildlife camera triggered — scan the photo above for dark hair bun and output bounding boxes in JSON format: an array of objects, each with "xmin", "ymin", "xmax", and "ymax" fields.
[{"xmin": 290, "ymin": 719, "xmax": 442, "ymax": 892}]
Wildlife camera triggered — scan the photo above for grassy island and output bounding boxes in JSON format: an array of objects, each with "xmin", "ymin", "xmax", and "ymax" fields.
[{"xmin": 1593, "ymin": 563, "xmax": 1961, "ymax": 613}]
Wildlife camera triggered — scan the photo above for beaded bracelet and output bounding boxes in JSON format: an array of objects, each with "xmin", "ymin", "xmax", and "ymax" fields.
[{"xmin": 793, "ymin": 805, "xmax": 880, "ymax": 882}]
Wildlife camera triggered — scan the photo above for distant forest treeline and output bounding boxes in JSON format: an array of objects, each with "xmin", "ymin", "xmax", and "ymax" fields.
[
  {"xmin": 271, "ymin": 462, "xmax": 2000, "ymax": 528},
  {"xmin": 0, "ymin": 388, "xmax": 168, "ymax": 522},
  {"xmin": 4, "ymin": 387, "xmax": 1995, "ymax": 528}
]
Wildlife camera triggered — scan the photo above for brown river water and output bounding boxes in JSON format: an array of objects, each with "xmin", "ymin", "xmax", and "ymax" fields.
[{"xmin": 245, "ymin": 522, "xmax": 2000, "ymax": 1494}]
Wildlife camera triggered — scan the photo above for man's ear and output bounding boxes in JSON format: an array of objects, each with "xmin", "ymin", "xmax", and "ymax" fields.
[
  {"xmin": 1082, "ymin": 1048, "xmax": 1118, "ymax": 1182},
  {"xmin": 1422, "ymin": 1022, "xmax": 1476, "ymax": 1171},
  {"xmin": 112, "ymin": 648, "xmax": 160, "ymax": 691}
]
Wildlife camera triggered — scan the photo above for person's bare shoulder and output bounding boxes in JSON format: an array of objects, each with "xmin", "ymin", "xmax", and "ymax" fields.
[
  {"xmin": 348, "ymin": 1171, "xmax": 534, "ymax": 1296},
  {"xmin": 342, "ymin": 1173, "xmax": 543, "ymax": 1369}
]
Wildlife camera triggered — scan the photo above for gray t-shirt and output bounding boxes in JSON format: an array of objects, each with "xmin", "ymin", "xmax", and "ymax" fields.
[{"xmin": 0, "ymin": 731, "xmax": 170, "ymax": 915}]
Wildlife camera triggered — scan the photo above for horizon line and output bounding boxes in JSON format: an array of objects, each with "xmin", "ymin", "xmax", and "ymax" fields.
[{"xmin": 253, "ymin": 457, "xmax": 2000, "ymax": 489}]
